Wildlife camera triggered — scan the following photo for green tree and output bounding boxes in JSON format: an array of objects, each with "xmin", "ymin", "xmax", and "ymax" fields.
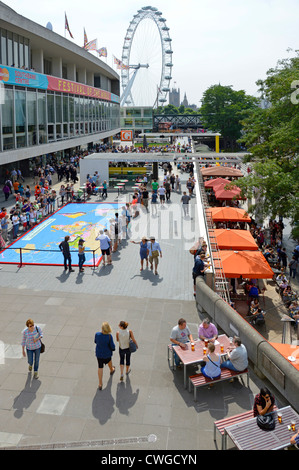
[
  {"xmin": 238, "ymin": 53, "xmax": 299, "ymax": 238},
  {"xmin": 199, "ymin": 85, "xmax": 259, "ymax": 150}
]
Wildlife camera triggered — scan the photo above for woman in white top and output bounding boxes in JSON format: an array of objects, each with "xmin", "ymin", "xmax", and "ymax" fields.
[
  {"xmin": 200, "ymin": 342, "xmax": 221, "ymax": 380},
  {"xmin": 116, "ymin": 321, "xmax": 138, "ymax": 381}
]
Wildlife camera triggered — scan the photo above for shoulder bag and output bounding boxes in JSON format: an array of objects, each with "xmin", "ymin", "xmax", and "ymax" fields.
[{"xmin": 36, "ymin": 326, "xmax": 45, "ymax": 353}]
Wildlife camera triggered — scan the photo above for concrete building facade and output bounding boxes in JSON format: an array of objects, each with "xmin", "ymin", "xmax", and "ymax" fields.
[{"xmin": 0, "ymin": 1, "xmax": 121, "ymax": 175}]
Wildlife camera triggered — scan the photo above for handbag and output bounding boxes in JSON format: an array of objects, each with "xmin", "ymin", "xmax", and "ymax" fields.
[
  {"xmin": 36, "ymin": 327, "xmax": 45, "ymax": 353},
  {"xmin": 256, "ymin": 413, "xmax": 276, "ymax": 430},
  {"xmin": 129, "ymin": 339, "xmax": 137, "ymax": 353}
]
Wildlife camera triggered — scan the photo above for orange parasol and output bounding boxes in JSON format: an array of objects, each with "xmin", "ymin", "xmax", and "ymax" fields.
[
  {"xmin": 213, "ymin": 250, "xmax": 273, "ymax": 278},
  {"xmin": 214, "ymin": 183, "xmax": 244, "ymax": 200},
  {"xmin": 269, "ymin": 343, "xmax": 299, "ymax": 371},
  {"xmin": 208, "ymin": 207, "xmax": 251, "ymax": 223},
  {"xmin": 204, "ymin": 177, "xmax": 232, "ymax": 189},
  {"xmin": 214, "ymin": 229, "xmax": 258, "ymax": 250},
  {"xmin": 201, "ymin": 166, "xmax": 243, "ymax": 177}
]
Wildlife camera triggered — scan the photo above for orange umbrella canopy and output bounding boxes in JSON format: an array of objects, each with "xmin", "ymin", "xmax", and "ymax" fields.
[
  {"xmin": 209, "ymin": 207, "xmax": 251, "ymax": 222},
  {"xmin": 204, "ymin": 177, "xmax": 232, "ymax": 189},
  {"xmin": 214, "ymin": 183, "xmax": 244, "ymax": 200},
  {"xmin": 214, "ymin": 229, "xmax": 258, "ymax": 250},
  {"xmin": 201, "ymin": 166, "xmax": 243, "ymax": 177},
  {"xmin": 270, "ymin": 343, "xmax": 299, "ymax": 371},
  {"xmin": 213, "ymin": 250, "xmax": 274, "ymax": 278}
]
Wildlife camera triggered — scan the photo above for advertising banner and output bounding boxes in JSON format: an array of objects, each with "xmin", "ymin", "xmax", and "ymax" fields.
[
  {"xmin": 0, "ymin": 65, "xmax": 120, "ymax": 103},
  {"xmin": 0, "ymin": 65, "xmax": 48, "ymax": 89}
]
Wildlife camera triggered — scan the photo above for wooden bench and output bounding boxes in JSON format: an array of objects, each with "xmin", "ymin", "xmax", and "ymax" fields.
[
  {"xmin": 188, "ymin": 368, "xmax": 249, "ymax": 401},
  {"xmin": 214, "ymin": 405, "xmax": 278, "ymax": 450}
]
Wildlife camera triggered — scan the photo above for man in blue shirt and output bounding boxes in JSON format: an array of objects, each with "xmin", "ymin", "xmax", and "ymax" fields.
[{"xmin": 148, "ymin": 236, "xmax": 162, "ymax": 275}]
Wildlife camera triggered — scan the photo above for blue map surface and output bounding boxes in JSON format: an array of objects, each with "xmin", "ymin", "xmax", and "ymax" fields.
[{"xmin": 0, "ymin": 202, "xmax": 120, "ymax": 266}]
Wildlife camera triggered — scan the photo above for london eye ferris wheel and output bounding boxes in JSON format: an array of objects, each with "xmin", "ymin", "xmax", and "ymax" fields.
[{"xmin": 120, "ymin": 6, "xmax": 173, "ymax": 107}]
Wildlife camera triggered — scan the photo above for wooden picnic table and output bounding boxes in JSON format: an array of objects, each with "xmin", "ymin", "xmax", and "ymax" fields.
[
  {"xmin": 224, "ymin": 405, "xmax": 299, "ymax": 450},
  {"xmin": 173, "ymin": 334, "xmax": 231, "ymax": 388}
]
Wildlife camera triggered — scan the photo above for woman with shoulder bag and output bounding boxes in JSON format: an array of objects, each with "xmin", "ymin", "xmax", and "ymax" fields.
[
  {"xmin": 116, "ymin": 321, "xmax": 138, "ymax": 381},
  {"xmin": 94, "ymin": 322, "xmax": 116, "ymax": 390},
  {"xmin": 22, "ymin": 318, "xmax": 44, "ymax": 379}
]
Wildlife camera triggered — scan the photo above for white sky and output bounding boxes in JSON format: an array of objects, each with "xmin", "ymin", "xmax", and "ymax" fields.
[{"xmin": 4, "ymin": 0, "xmax": 299, "ymax": 105}]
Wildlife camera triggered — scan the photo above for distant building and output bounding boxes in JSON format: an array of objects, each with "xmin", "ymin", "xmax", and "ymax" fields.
[
  {"xmin": 181, "ymin": 92, "xmax": 188, "ymax": 107},
  {"xmin": 169, "ymin": 87, "xmax": 180, "ymax": 107}
]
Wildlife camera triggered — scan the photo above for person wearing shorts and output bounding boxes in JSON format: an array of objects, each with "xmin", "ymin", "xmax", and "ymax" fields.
[
  {"xmin": 148, "ymin": 236, "xmax": 162, "ymax": 275},
  {"xmin": 94, "ymin": 322, "xmax": 116, "ymax": 390},
  {"xmin": 96, "ymin": 230, "xmax": 112, "ymax": 266}
]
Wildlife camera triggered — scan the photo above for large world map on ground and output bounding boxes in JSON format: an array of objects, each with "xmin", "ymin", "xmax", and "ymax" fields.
[{"xmin": 0, "ymin": 202, "xmax": 120, "ymax": 266}]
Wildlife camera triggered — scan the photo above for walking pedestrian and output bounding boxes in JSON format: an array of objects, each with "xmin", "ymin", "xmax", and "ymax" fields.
[
  {"xmin": 78, "ymin": 238, "xmax": 86, "ymax": 273},
  {"xmin": 102, "ymin": 180, "xmax": 108, "ymax": 199},
  {"xmin": 116, "ymin": 321, "xmax": 138, "ymax": 381},
  {"xmin": 22, "ymin": 319, "xmax": 43, "ymax": 379},
  {"xmin": 94, "ymin": 322, "xmax": 116, "ymax": 390},
  {"xmin": 131, "ymin": 237, "xmax": 149, "ymax": 271},
  {"xmin": 181, "ymin": 191, "xmax": 191, "ymax": 217},
  {"xmin": 289, "ymin": 256, "xmax": 298, "ymax": 279},
  {"xmin": 148, "ymin": 236, "xmax": 162, "ymax": 275},
  {"xmin": 96, "ymin": 229, "xmax": 112, "ymax": 266},
  {"xmin": 59, "ymin": 235, "xmax": 74, "ymax": 272}
]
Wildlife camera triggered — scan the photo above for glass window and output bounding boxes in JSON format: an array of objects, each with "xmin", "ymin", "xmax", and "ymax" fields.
[
  {"xmin": 13, "ymin": 34, "xmax": 19, "ymax": 68},
  {"xmin": 15, "ymin": 89, "xmax": 26, "ymax": 148},
  {"xmin": 24, "ymin": 38, "xmax": 29, "ymax": 69},
  {"xmin": 2, "ymin": 87, "xmax": 14, "ymax": 150},
  {"xmin": 47, "ymin": 93, "xmax": 54, "ymax": 123},
  {"xmin": 1, "ymin": 30, "xmax": 7, "ymax": 65},
  {"xmin": 27, "ymin": 90, "xmax": 37, "ymax": 146},
  {"xmin": 19, "ymin": 38, "xmax": 24, "ymax": 68},
  {"xmin": 55, "ymin": 93, "xmax": 62, "ymax": 123},
  {"xmin": 69, "ymin": 96, "xmax": 74, "ymax": 122},
  {"xmin": 38, "ymin": 91, "xmax": 47, "ymax": 144},
  {"xmin": 74, "ymin": 96, "xmax": 80, "ymax": 122},
  {"xmin": 7, "ymin": 31, "xmax": 13, "ymax": 66},
  {"xmin": 63, "ymin": 95, "xmax": 69, "ymax": 122}
]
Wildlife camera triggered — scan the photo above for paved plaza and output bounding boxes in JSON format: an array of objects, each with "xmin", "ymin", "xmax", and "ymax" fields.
[{"xmin": 0, "ymin": 166, "xmax": 293, "ymax": 451}]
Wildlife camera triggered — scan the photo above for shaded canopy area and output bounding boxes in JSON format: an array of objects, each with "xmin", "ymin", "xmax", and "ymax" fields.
[
  {"xmin": 214, "ymin": 229, "xmax": 258, "ymax": 250},
  {"xmin": 214, "ymin": 184, "xmax": 244, "ymax": 200},
  {"xmin": 270, "ymin": 343, "xmax": 299, "ymax": 372},
  {"xmin": 204, "ymin": 177, "xmax": 233, "ymax": 189},
  {"xmin": 213, "ymin": 250, "xmax": 273, "ymax": 279},
  {"xmin": 208, "ymin": 207, "xmax": 251, "ymax": 222},
  {"xmin": 201, "ymin": 166, "xmax": 243, "ymax": 177}
]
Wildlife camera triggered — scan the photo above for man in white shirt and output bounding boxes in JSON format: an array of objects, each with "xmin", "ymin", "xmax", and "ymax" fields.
[
  {"xmin": 158, "ymin": 186, "xmax": 166, "ymax": 205},
  {"xmin": 96, "ymin": 230, "xmax": 112, "ymax": 266}
]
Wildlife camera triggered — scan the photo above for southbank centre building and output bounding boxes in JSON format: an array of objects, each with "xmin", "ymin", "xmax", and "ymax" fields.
[{"xmin": 0, "ymin": 2, "xmax": 121, "ymax": 177}]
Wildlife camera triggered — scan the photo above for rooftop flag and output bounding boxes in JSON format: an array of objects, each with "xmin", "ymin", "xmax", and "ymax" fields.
[
  {"xmin": 97, "ymin": 47, "xmax": 107, "ymax": 57},
  {"xmin": 83, "ymin": 28, "xmax": 88, "ymax": 48},
  {"xmin": 85, "ymin": 39, "xmax": 97, "ymax": 51},
  {"xmin": 65, "ymin": 13, "xmax": 74, "ymax": 38}
]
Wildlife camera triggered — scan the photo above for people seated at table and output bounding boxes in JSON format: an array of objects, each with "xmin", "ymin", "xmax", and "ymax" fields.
[
  {"xmin": 170, "ymin": 318, "xmax": 194, "ymax": 367},
  {"xmin": 200, "ymin": 342, "xmax": 221, "ymax": 380},
  {"xmin": 253, "ymin": 387, "xmax": 275, "ymax": 417},
  {"xmin": 221, "ymin": 336, "xmax": 248, "ymax": 373},
  {"xmin": 198, "ymin": 318, "xmax": 218, "ymax": 343},
  {"xmin": 276, "ymin": 269, "xmax": 288, "ymax": 285},
  {"xmin": 249, "ymin": 297, "xmax": 260, "ymax": 314},
  {"xmin": 249, "ymin": 307, "xmax": 266, "ymax": 326}
]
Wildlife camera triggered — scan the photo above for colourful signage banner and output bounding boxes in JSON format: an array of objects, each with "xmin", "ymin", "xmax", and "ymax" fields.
[
  {"xmin": 0, "ymin": 65, "xmax": 48, "ymax": 89},
  {"xmin": 0, "ymin": 64, "xmax": 120, "ymax": 103}
]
